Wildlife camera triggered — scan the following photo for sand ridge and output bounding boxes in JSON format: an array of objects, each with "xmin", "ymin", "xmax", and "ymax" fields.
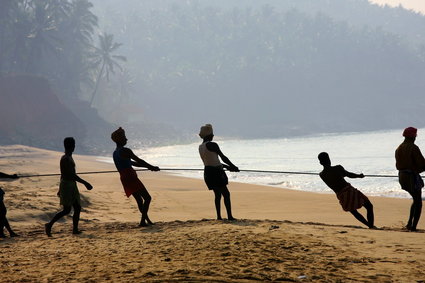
[{"xmin": 1, "ymin": 219, "xmax": 425, "ymax": 282}]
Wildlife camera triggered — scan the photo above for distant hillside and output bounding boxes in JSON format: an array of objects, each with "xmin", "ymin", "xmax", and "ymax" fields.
[{"xmin": 0, "ymin": 75, "xmax": 86, "ymax": 150}]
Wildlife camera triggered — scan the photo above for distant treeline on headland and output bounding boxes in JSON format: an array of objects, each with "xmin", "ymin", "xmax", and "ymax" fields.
[{"xmin": 93, "ymin": 0, "xmax": 425, "ymax": 137}]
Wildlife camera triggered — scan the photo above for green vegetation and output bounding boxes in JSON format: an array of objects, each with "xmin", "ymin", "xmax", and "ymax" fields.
[{"xmin": 2, "ymin": 0, "xmax": 425, "ymax": 146}]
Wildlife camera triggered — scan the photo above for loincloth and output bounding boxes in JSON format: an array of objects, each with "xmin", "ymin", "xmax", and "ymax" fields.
[
  {"xmin": 336, "ymin": 184, "xmax": 369, "ymax": 212},
  {"xmin": 59, "ymin": 179, "xmax": 80, "ymax": 207},
  {"xmin": 398, "ymin": 170, "xmax": 424, "ymax": 193}
]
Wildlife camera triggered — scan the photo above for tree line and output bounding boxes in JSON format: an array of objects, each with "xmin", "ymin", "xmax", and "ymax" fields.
[
  {"xmin": 2, "ymin": 0, "xmax": 425, "ymax": 139},
  {"xmin": 0, "ymin": 0, "xmax": 125, "ymax": 108},
  {"xmin": 94, "ymin": 0, "xmax": 425, "ymax": 137}
]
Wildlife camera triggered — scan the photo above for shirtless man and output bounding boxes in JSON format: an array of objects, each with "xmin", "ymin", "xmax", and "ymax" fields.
[
  {"xmin": 395, "ymin": 127, "xmax": 425, "ymax": 231},
  {"xmin": 318, "ymin": 152, "xmax": 375, "ymax": 228},
  {"xmin": 199, "ymin": 124, "xmax": 239, "ymax": 221},
  {"xmin": 45, "ymin": 137, "xmax": 92, "ymax": 237},
  {"xmin": 111, "ymin": 127, "xmax": 160, "ymax": 227}
]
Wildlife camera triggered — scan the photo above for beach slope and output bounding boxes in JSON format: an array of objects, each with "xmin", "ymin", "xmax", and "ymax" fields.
[{"xmin": 0, "ymin": 145, "xmax": 424, "ymax": 282}]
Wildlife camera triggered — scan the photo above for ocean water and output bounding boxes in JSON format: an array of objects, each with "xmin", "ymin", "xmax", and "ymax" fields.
[{"xmin": 114, "ymin": 128, "xmax": 425, "ymax": 199}]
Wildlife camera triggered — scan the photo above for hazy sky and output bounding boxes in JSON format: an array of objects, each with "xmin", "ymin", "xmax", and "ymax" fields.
[{"xmin": 369, "ymin": 0, "xmax": 425, "ymax": 14}]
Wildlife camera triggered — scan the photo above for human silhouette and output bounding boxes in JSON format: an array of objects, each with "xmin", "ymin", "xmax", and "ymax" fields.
[
  {"xmin": 395, "ymin": 127, "xmax": 425, "ymax": 232},
  {"xmin": 45, "ymin": 137, "xmax": 93, "ymax": 237},
  {"xmin": 199, "ymin": 124, "xmax": 239, "ymax": 221},
  {"xmin": 111, "ymin": 127, "xmax": 160, "ymax": 227},
  {"xmin": 0, "ymin": 172, "xmax": 19, "ymax": 238},
  {"xmin": 318, "ymin": 152, "xmax": 375, "ymax": 228}
]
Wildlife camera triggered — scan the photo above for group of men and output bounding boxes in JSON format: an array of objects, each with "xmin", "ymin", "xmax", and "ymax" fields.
[
  {"xmin": 0, "ymin": 126, "xmax": 423, "ymax": 238},
  {"xmin": 318, "ymin": 126, "xmax": 423, "ymax": 231}
]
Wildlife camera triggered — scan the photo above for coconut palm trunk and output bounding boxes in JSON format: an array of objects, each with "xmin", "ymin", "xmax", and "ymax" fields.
[{"xmin": 90, "ymin": 60, "xmax": 107, "ymax": 107}]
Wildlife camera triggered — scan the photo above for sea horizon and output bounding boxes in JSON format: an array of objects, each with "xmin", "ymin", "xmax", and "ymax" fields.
[{"xmin": 101, "ymin": 128, "xmax": 425, "ymax": 199}]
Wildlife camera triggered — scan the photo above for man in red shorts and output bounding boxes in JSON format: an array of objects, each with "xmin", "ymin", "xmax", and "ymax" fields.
[{"xmin": 111, "ymin": 127, "xmax": 160, "ymax": 226}]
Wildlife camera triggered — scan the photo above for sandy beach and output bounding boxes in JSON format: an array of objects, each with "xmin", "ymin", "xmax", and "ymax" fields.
[{"xmin": 1, "ymin": 145, "xmax": 424, "ymax": 282}]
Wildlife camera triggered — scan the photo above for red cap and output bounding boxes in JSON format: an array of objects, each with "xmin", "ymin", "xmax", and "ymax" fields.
[{"xmin": 403, "ymin": 127, "xmax": 417, "ymax": 138}]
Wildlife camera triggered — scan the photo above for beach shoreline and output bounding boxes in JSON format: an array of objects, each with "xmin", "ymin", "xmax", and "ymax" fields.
[{"xmin": 1, "ymin": 145, "xmax": 424, "ymax": 282}]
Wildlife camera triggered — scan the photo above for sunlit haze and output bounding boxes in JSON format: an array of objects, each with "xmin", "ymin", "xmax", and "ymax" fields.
[{"xmin": 369, "ymin": 0, "xmax": 425, "ymax": 14}]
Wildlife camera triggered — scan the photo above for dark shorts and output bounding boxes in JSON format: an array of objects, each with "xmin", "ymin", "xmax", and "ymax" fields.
[
  {"xmin": 398, "ymin": 170, "xmax": 424, "ymax": 194},
  {"xmin": 204, "ymin": 166, "xmax": 228, "ymax": 190}
]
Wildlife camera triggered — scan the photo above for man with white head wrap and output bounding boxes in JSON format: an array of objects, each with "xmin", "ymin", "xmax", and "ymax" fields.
[{"xmin": 198, "ymin": 124, "xmax": 239, "ymax": 220}]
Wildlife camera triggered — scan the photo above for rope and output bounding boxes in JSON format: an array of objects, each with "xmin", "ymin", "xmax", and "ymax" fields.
[
  {"xmin": 17, "ymin": 168, "xmax": 400, "ymax": 178},
  {"xmin": 240, "ymin": 169, "xmax": 319, "ymax": 176}
]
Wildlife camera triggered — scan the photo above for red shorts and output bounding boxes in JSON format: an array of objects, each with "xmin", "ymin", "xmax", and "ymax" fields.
[{"xmin": 119, "ymin": 168, "xmax": 147, "ymax": 197}]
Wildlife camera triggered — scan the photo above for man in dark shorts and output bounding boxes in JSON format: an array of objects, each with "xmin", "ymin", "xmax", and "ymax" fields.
[
  {"xmin": 199, "ymin": 124, "xmax": 239, "ymax": 220},
  {"xmin": 45, "ymin": 137, "xmax": 93, "ymax": 237},
  {"xmin": 318, "ymin": 152, "xmax": 375, "ymax": 228},
  {"xmin": 0, "ymin": 172, "xmax": 19, "ymax": 238},
  {"xmin": 395, "ymin": 127, "xmax": 425, "ymax": 232}
]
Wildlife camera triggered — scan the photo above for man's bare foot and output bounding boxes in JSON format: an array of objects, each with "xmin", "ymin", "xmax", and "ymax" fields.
[{"xmin": 45, "ymin": 223, "xmax": 52, "ymax": 237}]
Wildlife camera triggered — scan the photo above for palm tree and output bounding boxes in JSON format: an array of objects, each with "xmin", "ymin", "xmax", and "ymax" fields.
[
  {"xmin": 57, "ymin": 0, "xmax": 98, "ymax": 98},
  {"xmin": 0, "ymin": 0, "xmax": 18, "ymax": 72},
  {"xmin": 26, "ymin": 0, "xmax": 62, "ymax": 73},
  {"xmin": 89, "ymin": 33, "xmax": 126, "ymax": 107},
  {"xmin": 67, "ymin": 0, "xmax": 97, "ymax": 47}
]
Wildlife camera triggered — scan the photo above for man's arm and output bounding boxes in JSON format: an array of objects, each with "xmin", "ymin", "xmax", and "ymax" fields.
[
  {"xmin": 122, "ymin": 148, "xmax": 160, "ymax": 171},
  {"xmin": 61, "ymin": 158, "xmax": 92, "ymax": 190},
  {"xmin": 343, "ymin": 166, "xmax": 364, "ymax": 179},
  {"xmin": 74, "ymin": 175, "xmax": 93, "ymax": 190},
  {"xmin": 0, "ymin": 172, "xmax": 18, "ymax": 179},
  {"xmin": 206, "ymin": 142, "xmax": 239, "ymax": 172},
  {"xmin": 413, "ymin": 146, "xmax": 425, "ymax": 173}
]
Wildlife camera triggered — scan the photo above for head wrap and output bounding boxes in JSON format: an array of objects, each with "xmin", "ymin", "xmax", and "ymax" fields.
[
  {"xmin": 199, "ymin": 124, "xmax": 213, "ymax": 138},
  {"xmin": 403, "ymin": 127, "xmax": 417, "ymax": 138},
  {"xmin": 111, "ymin": 127, "xmax": 126, "ymax": 143}
]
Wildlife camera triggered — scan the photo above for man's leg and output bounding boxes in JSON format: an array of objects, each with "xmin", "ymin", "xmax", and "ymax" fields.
[
  {"xmin": 0, "ymin": 202, "xmax": 7, "ymax": 237},
  {"xmin": 221, "ymin": 186, "xmax": 235, "ymax": 220},
  {"xmin": 410, "ymin": 190, "xmax": 422, "ymax": 231},
  {"xmin": 133, "ymin": 190, "xmax": 152, "ymax": 226},
  {"xmin": 213, "ymin": 189, "xmax": 222, "ymax": 220},
  {"xmin": 363, "ymin": 200, "xmax": 374, "ymax": 228},
  {"xmin": 72, "ymin": 202, "xmax": 81, "ymax": 234},
  {"xmin": 406, "ymin": 202, "xmax": 415, "ymax": 229},
  {"xmin": 45, "ymin": 206, "xmax": 71, "ymax": 237},
  {"xmin": 4, "ymin": 218, "xmax": 18, "ymax": 237},
  {"xmin": 350, "ymin": 210, "xmax": 370, "ymax": 228}
]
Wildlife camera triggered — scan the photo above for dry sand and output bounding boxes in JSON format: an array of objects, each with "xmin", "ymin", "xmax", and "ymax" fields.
[{"xmin": 0, "ymin": 145, "xmax": 424, "ymax": 282}]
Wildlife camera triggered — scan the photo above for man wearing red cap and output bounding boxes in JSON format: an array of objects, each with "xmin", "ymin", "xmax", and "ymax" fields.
[{"xmin": 395, "ymin": 127, "xmax": 425, "ymax": 231}]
